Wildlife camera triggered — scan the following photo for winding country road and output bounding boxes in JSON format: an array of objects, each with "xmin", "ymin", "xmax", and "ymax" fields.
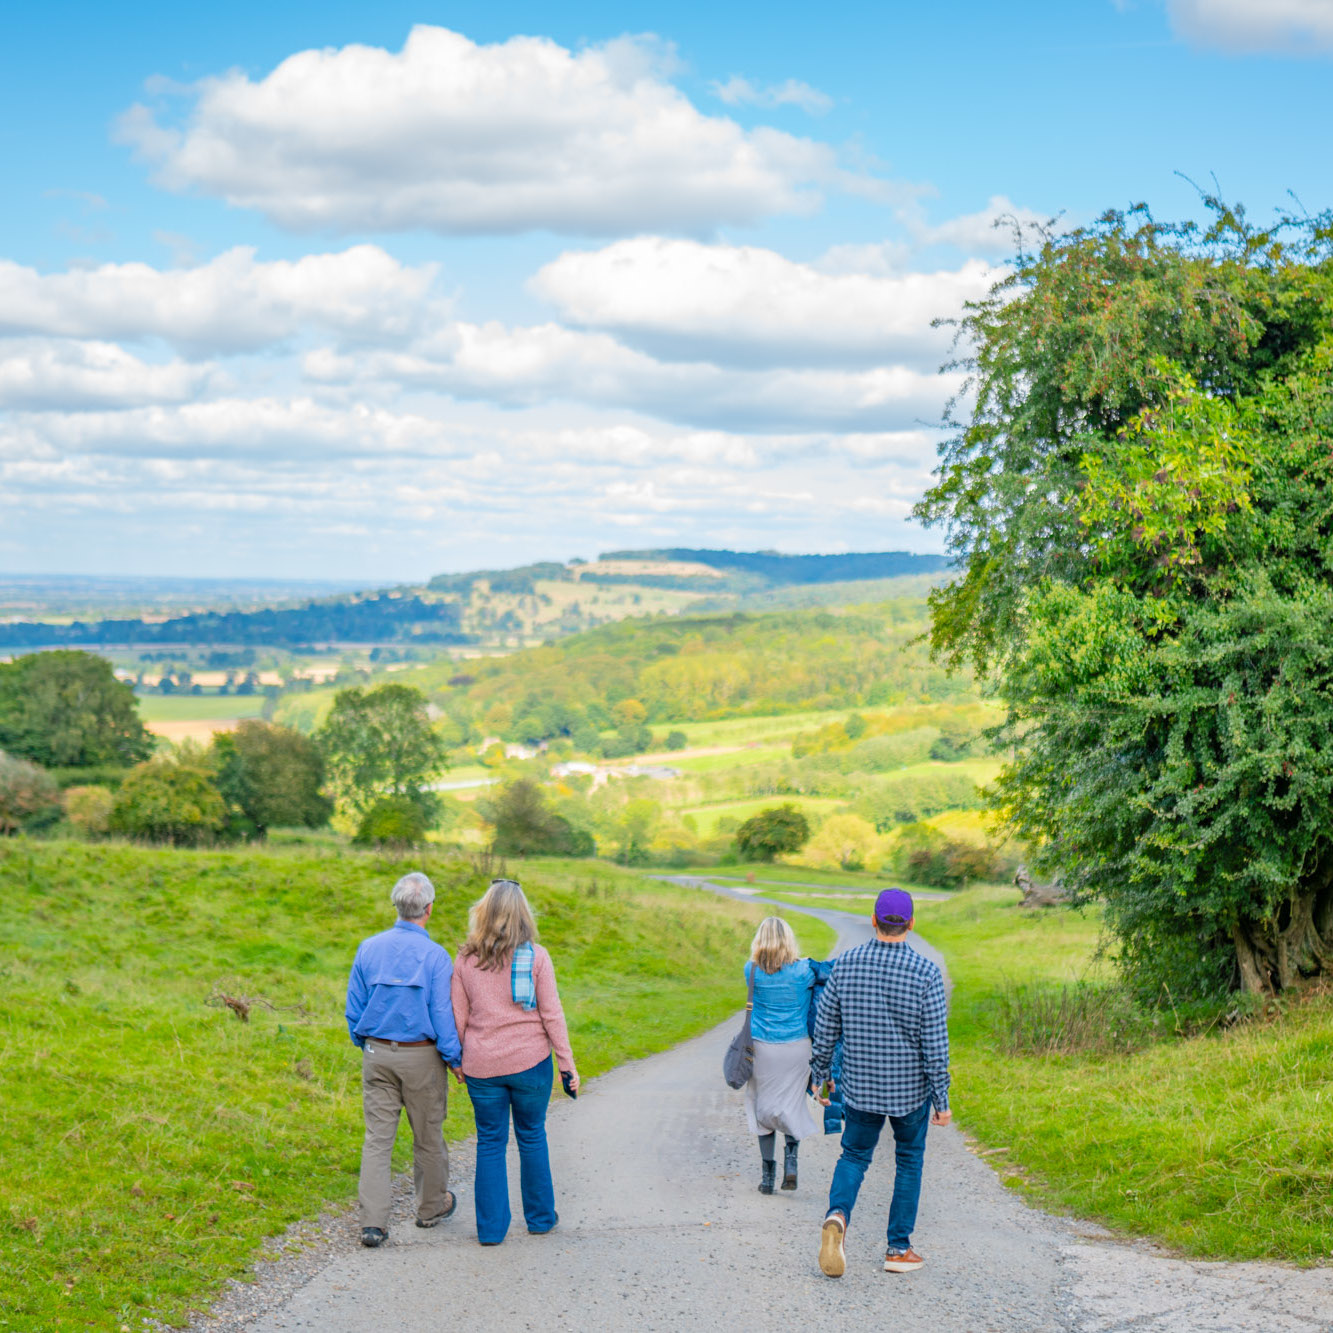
[{"xmin": 213, "ymin": 880, "xmax": 1333, "ymax": 1333}]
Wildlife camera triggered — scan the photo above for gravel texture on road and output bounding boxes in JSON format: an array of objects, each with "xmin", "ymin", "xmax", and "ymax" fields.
[{"xmin": 185, "ymin": 885, "xmax": 1333, "ymax": 1333}]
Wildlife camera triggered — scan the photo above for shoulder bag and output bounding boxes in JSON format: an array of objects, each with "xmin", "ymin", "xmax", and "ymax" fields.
[{"xmin": 723, "ymin": 964, "xmax": 757, "ymax": 1089}]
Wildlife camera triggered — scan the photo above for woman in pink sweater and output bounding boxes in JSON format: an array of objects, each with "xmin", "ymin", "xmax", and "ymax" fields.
[{"xmin": 451, "ymin": 878, "xmax": 579, "ymax": 1245}]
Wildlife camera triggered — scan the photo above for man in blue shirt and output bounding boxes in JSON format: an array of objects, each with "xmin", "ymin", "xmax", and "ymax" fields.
[
  {"xmin": 346, "ymin": 871, "xmax": 463, "ymax": 1248},
  {"xmin": 811, "ymin": 888, "xmax": 951, "ymax": 1278}
]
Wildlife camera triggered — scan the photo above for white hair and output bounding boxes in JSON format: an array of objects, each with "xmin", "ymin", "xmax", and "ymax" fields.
[{"xmin": 391, "ymin": 872, "xmax": 435, "ymax": 920}]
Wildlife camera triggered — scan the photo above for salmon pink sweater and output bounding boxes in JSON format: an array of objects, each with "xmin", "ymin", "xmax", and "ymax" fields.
[{"xmin": 451, "ymin": 944, "xmax": 575, "ymax": 1079}]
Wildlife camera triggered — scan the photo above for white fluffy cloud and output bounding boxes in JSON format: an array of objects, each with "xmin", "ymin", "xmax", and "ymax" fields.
[
  {"xmin": 530, "ymin": 237, "xmax": 995, "ymax": 368},
  {"xmin": 906, "ymin": 195, "xmax": 1049, "ymax": 256},
  {"xmin": 712, "ymin": 75, "xmax": 832, "ymax": 114},
  {"xmin": 117, "ymin": 26, "xmax": 848, "ymax": 236},
  {"xmin": 304, "ymin": 317, "xmax": 959, "ymax": 432},
  {"xmin": 1166, "ymin": 0, "xmax": 1333, "ymax": 51},
  {"xmin": 0, "ymin": 246, "xmax": 438, "ymax": 356},
  {"xmin": 0, "ymin": 339, "xmax": 215, "ymax": 410}
]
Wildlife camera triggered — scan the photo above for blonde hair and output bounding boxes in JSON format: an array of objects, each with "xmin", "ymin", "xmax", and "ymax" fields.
[
  {"xmin": 459, "ymin": 879, "xmax": 538, "ymax": 972},
  {"xmin": 750, "ymin": 916, "xmax": 799, "ymax": 974}
]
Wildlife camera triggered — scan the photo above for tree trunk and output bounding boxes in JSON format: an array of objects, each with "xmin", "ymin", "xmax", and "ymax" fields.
[{"xmin": 1234, "ymin": 877, "xmax": 1333, "ymax": 995}]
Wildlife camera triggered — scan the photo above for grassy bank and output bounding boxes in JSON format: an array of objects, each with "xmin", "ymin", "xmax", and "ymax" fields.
[
  {"xmin": 916, "ymin": 886, "xmax": 1333, "ymax": 1262},
  {"xmin": 0, "ymin": 842, "xmax": 832, "ymax": 1329}
]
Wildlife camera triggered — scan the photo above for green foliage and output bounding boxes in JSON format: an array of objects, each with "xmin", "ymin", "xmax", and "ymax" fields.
[
  {"xmin": 0, "ymin": 841, "xmax": 829, "ymax": 1328},
  {"xmin": 0, "ymin": 753, "xmax": 61, "ymax": 834},
  {"xmin": 0, "ymin": 650, "xmax": 153, "ymax": 768},
  {"xmin": 109, "ymin": 757, "xmax": 227, "ymax": 846},
  {"xmin": 893, "ymin": 821, "xmax": 998, "ymax": 888},
  {"xmin": 63, "ymin": 784, "xmax": 114, "ymax": 837},
  {"xmin": 734, "ymin": 804, "xmax": 811, "ymax": 862},
  {"xmin": 923, "ymin": 885, "xmax": 1333, "ymax": 1260},
  {"xmin": 210, "ymin": 720, "xmax": 331, "ymax": 838},
  {"xmin": 412, "ymin": 603, "xmax": 972, "ymax": 748},
  {"xmin": 480, "ymin": 779, "xmax": 595, "ymax": 858},
  {"xmin": 804, "ymin": 813, "xmax": 878, "ymax": 871},
  {"xmin": 918, "ymin": 201, "xmax": 1333, "ymax": 995},
  {"xmin": 353, "ymin": 796, "xmax": 427, "ymax": 848},
  {"xmin": 852, "ymin": 767, "xmax": 987, "ymax": 829},
  {"xmin": 316, "ymin": 684, "xmax": 446, "ymax": 816},
  {"xmin": 663, "ymin": 729, "xmax": 688, "ymax": 751}
]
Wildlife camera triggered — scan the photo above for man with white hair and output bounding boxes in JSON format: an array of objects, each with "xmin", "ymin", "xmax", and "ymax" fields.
[{"xmin": 346, "ymin": 871, "xmax": 463, "ymax": 1248}]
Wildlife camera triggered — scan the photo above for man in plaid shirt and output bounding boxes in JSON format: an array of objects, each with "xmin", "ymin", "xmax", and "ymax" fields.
[{"xmin": 810, "ymin": 888, "xmax": 951, "ymax": 1277}]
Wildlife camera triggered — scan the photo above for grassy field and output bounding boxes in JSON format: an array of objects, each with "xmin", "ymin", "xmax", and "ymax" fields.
[
  {"xmin": 679, "ymin": 795, "xmax": 845, "ymax": 835},
  {"xmin": 657, "ymin": 708, "xmax": 859, "ymax": 748},
  {"xmin": 665, "ymin": 745, "xmax": 790, "ymax": 774},
  {"xmin": 0, "ymin": 841, "xmax": 832, "ymax": 1329},
  {"xmin": 135, "ymin": 695, "xmax": 270, "ymax": 723},
  {"xmin": 913, "ymin": 886, "xmax": 1333, "ymax": 1261},
  {"xmin": 671, "ymin": 862, "xmax": 900, "ymax": 889}
]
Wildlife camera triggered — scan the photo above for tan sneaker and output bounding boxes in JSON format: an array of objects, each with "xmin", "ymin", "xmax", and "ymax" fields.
[
  {"xmin": 883, "ymin": 1247, "xmax": 924, "ymax": 1273},
  {"xmin": 819, "ymin": 1213, "xmax": 847, "ymax": 1278}
]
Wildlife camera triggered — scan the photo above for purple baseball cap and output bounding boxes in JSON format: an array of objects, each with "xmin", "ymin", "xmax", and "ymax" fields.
[{"xmin": 874, "ymin": 888, "xmax": 914, "ymax": 926}]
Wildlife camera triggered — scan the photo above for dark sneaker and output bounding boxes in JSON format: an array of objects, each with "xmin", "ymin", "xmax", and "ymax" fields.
[
  {"xmin": 361, "ymin": 1227, "xmax": 387, "ymax": 1248},
  {"xmin": 819, "ymin": 1214, "xmax": 846, "ymax": 1278},
  {"xmin": 416, "ymin": 1192, "xmax": 457, "ymax": 1227},
  {"xmin": 884, "ymin": 1247, "xmax": 924, "ymax": 1273}
]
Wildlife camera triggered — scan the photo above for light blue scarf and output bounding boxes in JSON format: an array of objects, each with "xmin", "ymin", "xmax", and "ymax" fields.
[{"xmin": 511, "ymin": 941, "xmax": 536, "ymax": 1011}]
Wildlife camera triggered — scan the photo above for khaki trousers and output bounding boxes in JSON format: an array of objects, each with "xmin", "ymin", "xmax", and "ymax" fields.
[{"xmin": 358, "ymin": 1042, "xmax": 450, "ymax": 1228}]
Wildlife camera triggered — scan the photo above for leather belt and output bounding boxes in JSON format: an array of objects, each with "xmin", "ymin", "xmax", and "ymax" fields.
[{"xmin": 366, "ymin": 1038, "xmax": 435, "ymax": 1049}]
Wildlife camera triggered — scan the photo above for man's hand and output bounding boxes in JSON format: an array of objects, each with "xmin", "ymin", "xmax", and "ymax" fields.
[
  {"xmin": 450, "ymin": 1065, "xmax": 466, "ymax": 1085},
  {"xmin": 813, "ymin": 1079, "xmax": 835, "ymax": 1107},
  {"xmin": 931, "ymin": 1107, "xmax": 952, "ymax": 1127}
]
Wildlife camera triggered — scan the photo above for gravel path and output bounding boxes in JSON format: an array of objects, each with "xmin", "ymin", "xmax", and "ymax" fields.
[{"xmin": 187, "ymin": 882, "xmax": 1333, "ymax": 1332}]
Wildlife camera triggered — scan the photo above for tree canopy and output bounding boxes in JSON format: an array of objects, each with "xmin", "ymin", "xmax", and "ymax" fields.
[
  {"xmin": 210, "ymin": 720, "xmax": 331, "ymax": 838},
  {"xmin": 917, "ymin": 199, "xmax": 1333, "ymax": 996},
  {"xmin": 316, "ymin": 683, "xmax": 446, "ymax": 816},
  {"xmin": 0, "ymin": 651, "xmax": 153, "ymax": 768},
  {"xmin": 734, "ymin": 804, "xmax": 811, "ymax": 863}
]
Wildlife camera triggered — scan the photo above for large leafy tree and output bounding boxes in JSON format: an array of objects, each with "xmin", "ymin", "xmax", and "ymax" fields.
[
  {"xmin": 316, "ymin": 683, "xmax": 446, "ymax": 817},
  {"xmin": 0, "ymin": 651, "xmax": 153, "ymax": 768},
  {"xmin": 209, "ymin": 720, "xmax": 332, "ymax": 838},
  {"xmin": 917, "ymin": 200, "xmax": 1333, "ymax": 997},
  {"xmin": 734, "ymin": 804, "xmax": 810, "ymax": 863}
]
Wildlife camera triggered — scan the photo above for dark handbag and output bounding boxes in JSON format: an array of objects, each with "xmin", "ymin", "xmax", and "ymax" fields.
[{"xmin": 723, "ymin": 965, "xmax": 757, "ymax": 1089}]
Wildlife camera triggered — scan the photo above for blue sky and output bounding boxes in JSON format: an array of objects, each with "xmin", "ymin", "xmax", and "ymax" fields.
[{"xmin": 1, "ymin": 0, "xmax": 1329, "ymax": 581}]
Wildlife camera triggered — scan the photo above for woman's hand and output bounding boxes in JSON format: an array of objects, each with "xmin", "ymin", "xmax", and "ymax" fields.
[{"xmin": 566, "ymin": 1067, "xmax": 581, "ymax": 1094}]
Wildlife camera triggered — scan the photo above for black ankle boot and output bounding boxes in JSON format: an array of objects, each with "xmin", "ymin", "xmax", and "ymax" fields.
[
  {"xmin": 781, "ymin": 1140, "xmax": 798, "ymax": 1190},
  {"xmin": 759, "ymin": 1159, "xmax": 776, "ymax": 1194}
]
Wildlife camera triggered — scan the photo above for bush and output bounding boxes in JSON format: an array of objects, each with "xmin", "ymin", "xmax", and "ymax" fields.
[
  {"xmin": 663, "ymin": 730, "xmax": 688, "ymax": 751},
  {"xmin": 109, "ymin": 759, "xmax": 226, "ymax": 846},
  {"xmin": 0, "ymin": 753, "xmax": 61, "ymax": 834},
  {"xmin": 480, "ymin": 779, "xmax": 595, "ymax": 857},
  {"xmin": 894, "ymin": 822, "xmax": 999, "ymax": 888},
  {"xmin": 353, "ymin": 796, "xmax": 427, "ymax": 849},
  {"xmin": 64, "ymin": 785, "xmax": 114, "ymax": 837}
]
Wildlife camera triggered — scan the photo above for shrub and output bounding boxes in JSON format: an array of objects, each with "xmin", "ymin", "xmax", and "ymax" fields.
[
  {"xmin": 663, "ymin": 730, "xmax": 688, "ymax": 751},
  {"xmin": 109, "ymin": 759, "xmax": 226, "ymax": 846},
  {"xmin": 0, "ymin": 752, "xmax": 61, "ymax": 834},
  {"xmin": 353, "ymin": 796, "xmax": 427, "ymax": 849},
  {"xmin": 64, "ymin": 785, "xmax": 114, "ymax": 837},
  {"xmin": 894, "ymin": 822, "xmax": 999, "ymax": 888},
  {"xmin": 480, "ymin": 779, "xmax": 594, "ymax": 857}
]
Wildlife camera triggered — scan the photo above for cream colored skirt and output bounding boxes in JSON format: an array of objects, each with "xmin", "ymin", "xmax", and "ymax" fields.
[{"xmin": 744, "ymin": 1037, "xmax": 817, "ymax": 1141}]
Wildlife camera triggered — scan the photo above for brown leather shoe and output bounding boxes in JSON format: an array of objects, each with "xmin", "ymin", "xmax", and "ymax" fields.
[
  {"xmin": 819, "ymin": 1213, "xmax": 846, "ymax": 1278},
  {"xmin": 883, "ymin": 1247, "xmax": 924, "ymax": 1273}
]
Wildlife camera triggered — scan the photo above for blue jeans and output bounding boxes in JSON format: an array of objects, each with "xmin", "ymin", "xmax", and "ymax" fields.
[
  {"xmin": 465, "ymin": 1055, "xmax": 557, "ymax": 1244},
  {"xmin": 827, "ymin": 1099, "xmax": 931, "ymax": 1251}
]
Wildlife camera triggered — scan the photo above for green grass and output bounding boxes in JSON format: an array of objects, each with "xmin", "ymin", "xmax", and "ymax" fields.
[
  {"xmin": 658, "ymin": 708, "xmax": 861, "ymax": 748},
  {"xmin": 916, "ymin": 886, "xmax": 1333, "ymax": 1261},
  {"xmin": 666, "ymin": 745, "xmax": 790, "ymax": 774},
  {"xmin": 679, "ymin": 795, "xmax": 845, "ymax": 835},
  {"xmin": 670, "ymin": 862, "xmax": 898, "ymax": 889},
  {"xmin": 136, "ymin": 695, "xmax": 269, "ymax": 722},
  {"xmin": 0, "ymin": 841, "xmax": 830, "ymax": 1328}
]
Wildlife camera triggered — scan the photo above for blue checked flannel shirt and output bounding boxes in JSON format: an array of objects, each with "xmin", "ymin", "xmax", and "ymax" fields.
[{"xmin": 810, "ymin": 939, "xmax": 950, "ymax": 1117}]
